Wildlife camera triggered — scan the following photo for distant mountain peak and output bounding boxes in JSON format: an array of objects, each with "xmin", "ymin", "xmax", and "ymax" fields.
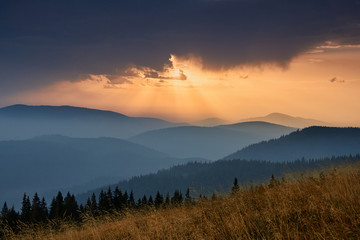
[
  {"xmin": 240, "ymin": 112, "xmax": 328, "ymax": 128},
  {"xmin": 191, "ymin": 117, "xmax": 230, "ymax": 127},
  {"xmin": 266, "ymin": 112, "xmax": 293, "ymax": 117}
]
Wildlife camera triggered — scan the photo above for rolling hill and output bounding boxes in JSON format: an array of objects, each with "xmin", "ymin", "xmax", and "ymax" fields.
[
  {"xmin": 0, "ymin": 104, "xmax": 185, "ymax": 140},
  {"xmin": 128, "ymin": 121, "xmax": 296, "ymax": 160},
  {"xmin": 0, "ymin": 135, "xmax": 193, "ymax": 208},
  {"xmin": 239, "ymin": 112, "xmax": 328, "ymax": 128},
  {"xmin": 224, "ymin": 126, "xmax": 360, "ymax": 161}
]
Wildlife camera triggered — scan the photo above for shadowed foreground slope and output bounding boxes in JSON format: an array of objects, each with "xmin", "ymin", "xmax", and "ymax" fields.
[{"xmin": 7, "ymin": 163, "xmax": 360, "ymax": 240}]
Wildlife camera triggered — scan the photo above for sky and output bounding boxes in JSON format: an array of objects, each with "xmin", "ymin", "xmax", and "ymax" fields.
[{"xmin": 1, "ymin": 0, "xmax": 360, "ymax": 125}]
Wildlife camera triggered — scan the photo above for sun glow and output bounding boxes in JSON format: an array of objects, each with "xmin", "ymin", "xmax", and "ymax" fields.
[{"xmin": 3, "ymin": 44, "xmax": 360, "ymax": 125}]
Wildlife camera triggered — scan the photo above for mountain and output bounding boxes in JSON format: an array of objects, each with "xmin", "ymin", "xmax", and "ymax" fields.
[
  {"xmin": 77, "ymin": 155, "xmax": 360, "ymax": 203},
  {"xmin": 128, "ymin": 121, "xmax": 296, "ymax": 160},
  {"xmin": 0, "ymin": 104, "xmax": 185, "ymax": 140},
  {"xmin": 224, "ymin": 127, "xmax": 360, "ymax": 162},
  {"xmin": 240, "ymin": 113, "xmax": 328, "ymax": 128},
  {"xmin": 0, "ymin": 135, "xmax": 193, "ymax": 208},
  {"xmin": 191, "ymin": 118, "xmax": 230, "ymax": 127}
]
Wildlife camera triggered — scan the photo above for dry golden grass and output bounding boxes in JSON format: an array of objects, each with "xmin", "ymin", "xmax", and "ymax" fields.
[{"xmin": 5, "ymin": 164, "xmax": 360, "ymax": 240}]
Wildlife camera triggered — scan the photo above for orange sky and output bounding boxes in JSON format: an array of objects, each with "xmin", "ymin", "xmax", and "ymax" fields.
[{"xmin": 4, "ymin": 42, "xmax": 360, "ymax": 126}]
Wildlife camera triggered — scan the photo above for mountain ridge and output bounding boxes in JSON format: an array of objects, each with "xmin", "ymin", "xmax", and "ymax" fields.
[
  {"xmin": 129, "ymin": 121, "xmax": 296, "ymax": 159},
  {"xmin": 240, "ymin": 112, "xmax": 328, "ymax": 128},
  {"xmin": 0, "ymin": 104, "xmax": 186, "ymax": 140},
  {"xmin": 224, "ymin": 126, "xmax": 360, "ymax": 161}
]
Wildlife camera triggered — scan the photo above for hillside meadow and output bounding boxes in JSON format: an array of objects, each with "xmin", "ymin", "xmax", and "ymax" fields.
[{"xmin": 2, "ymin": 162, "xmax": 359, "ymax": 240}]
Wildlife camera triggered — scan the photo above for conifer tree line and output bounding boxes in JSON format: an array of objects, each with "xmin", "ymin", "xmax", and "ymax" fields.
[{"xmin": 0, "ymin": 186, "xmax": 192, "ymax": 234}]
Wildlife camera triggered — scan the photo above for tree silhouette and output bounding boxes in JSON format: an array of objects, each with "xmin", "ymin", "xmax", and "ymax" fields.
[
  {"xmin": 31, "ymin": 193, "xmax": 42, "ymax": 222},
  {"xmin": 113, "ymin": 187, "xmax": 123, "ymax": 210},
  {"xmin": 129, "ymin": 191, "xmax": 135, "ymax": 208},
  {"xmin": 141, "ymin": 195, "xmax": 148, "ymax": 206},
  {"xmin": 49, "ymin": 192, "xmax": 64, "ymax": 219},
  {"xmin": 231, "ymin": 178, "xmax": 239, "ymax": 194},
  {"xmin": 64, "ymin": 192, "xmax": 79, "ymax": 220},
  {"xmin": 21, "ymin": 193, "xmax": 31, "ymax": 222},
  {"xmin": 148, "ymin": 195, "xmax": 154, "ymax": 205},
  {"xmin": 154, "ymin": 191, "xmax": 164, "ymax": 208},
  {"xmin": 171, "ymin": 190, "xmax": 183, "ymax": 205}
]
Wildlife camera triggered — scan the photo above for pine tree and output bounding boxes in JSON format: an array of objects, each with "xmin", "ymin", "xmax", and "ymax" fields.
[
  {"xmin": 86, "ymin": 198, "xmax": 92, "ymax": 211},
  {"xmin": 49, "ymin": 192, "xmax": 64, "ymax": 219},
  {"xmin": 113, "ymin": 187, "xmax": 123, "ymax": 210},
  {"xmin": 40, "ymin": 197, "xmax": 48, "ymax": 221},
  {"xmin": 129, "ymin": 191, "xmax": 135, "ymax": 208},
  {"xmin": 31, "ymin": 193, "xmax": 42, "ymax": 222},
  {"xmin": 171, "ymin": 190, "xmax": 183, "ymax": 205},
  {"xmin": 1, "ymin": 204, "xmax": 19, "ymax": 232},
  {"xmin": 269, "ymin": 174, "xmax": 280, "ymax": 188},
  {"xmin": 165, "ymin": 192, "xmax": 171, "ymax": 206},
  {"xmin": 1, "ymin": 202, "xmax": 9, "ymax": 218},
  {"xmin": 148, "ymin": 195, "xmax": 154, "ymax": 205},
  {"xmin": 106, "ymin": 188, "xmax": 114, "ymax": 211},
  {"xmin": 90, "ymin": 193, "xmax": 98, "ymax": 214},
  {"xmin": 231, "ymin": 177, "xmax": 239, "ymax": 194},
  {"xmin": 64, "ymin": 192, "xmax": 79, "ymax": 220},
  {"xmin": 7, "ymin": 206, "xmax": 20, "ymax": 232},
  {"xmin": 123, "ymin": 191, "xmax": 129, "ymax": 207},
  {"xmin": 98, "ymin": 190, "xmax": 108, "ymax": 212},
  {"xmin": 141, "ymin": 195, "xmax": 148, "ymax": 206},
  {"xmin": 21, "ymin": 193, "xmax": 31, "ymax": 222},
  {"xmin": 154, "ymin": 191, "xmax": 164, "ymax": 208}
]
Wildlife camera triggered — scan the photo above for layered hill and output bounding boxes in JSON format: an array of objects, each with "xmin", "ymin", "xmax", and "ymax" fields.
[
  {"xmin": 224, "ymin": 127, "xmax": 360, "ymax": 161},
  {"xmin": 129, "ymin": 121, "xmax": 296, "ymax": 160},
  {"xmin": 0, "ymin": 135, "xmax": 192, "ymax": 208},
  {"xmin": 240, "ymin": 112, "xmax": 328, "ymax": 128},
  {"xmin": 0, "ymin": 104, "xmax": 185, "ymax": 140}
]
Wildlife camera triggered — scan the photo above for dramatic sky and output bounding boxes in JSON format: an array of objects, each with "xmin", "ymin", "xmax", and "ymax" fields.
[{"xmin": 1, "ymin": 0, "xmax": 360, "ymax": 125}]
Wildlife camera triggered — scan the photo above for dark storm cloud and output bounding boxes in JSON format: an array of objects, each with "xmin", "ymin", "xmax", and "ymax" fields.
[{"xmin": 0, "ymin": 0, "xmax": 359, "ymax": 94}]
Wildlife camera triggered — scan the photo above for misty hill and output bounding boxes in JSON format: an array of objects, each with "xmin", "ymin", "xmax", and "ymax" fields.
[
  {"xmin": 191, "ymin": 117, "xmax": 230, "ymax": 127},
  {"xmin": 0, "ymin": 104, "xmax": 185, "ymax": 140},
  {"xmin": 224, "ymin": 127, "xmax": 360, "ymax": 162},
  {"xmin": 240, "ymin": 113, "xmax": 328, "ymax": 128},
  {"xmin": 78, "ymin": 155, "xmax": 360, "ymax": 203},
  {"xmin": 129, "ymin": 121, "xmax": 296, "ymax": 160},
  {"xmin": 0, "ymin": 135, "xmax": 192, "ymax": 208}
]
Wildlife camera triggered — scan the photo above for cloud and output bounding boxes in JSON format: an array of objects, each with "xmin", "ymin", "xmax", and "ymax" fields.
[
  {"xmin": 87, "ymin": 74, "xmax": 133, "ymax": 89},
  {"xmin": 329, "ymin": 77, "xmax": 345, "ymax": 83},
  {"xmin": 106, "ymin": 75, "xmax": 133, "ymax": 85},
  {"xmin": 144, "ymin": 71, "xmax": 160, "ymax": 79},
  {"xmin": 143, "ymin": 69, "xmax": 187, "ymax": 81},
  {"xmin": 0, "ymin": 0, "xmax": 359, "ymax": 94}
]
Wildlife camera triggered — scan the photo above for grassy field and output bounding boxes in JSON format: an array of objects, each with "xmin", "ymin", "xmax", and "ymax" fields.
[{"xmin": 4, "ymin": 163, "xmax": 360, "ymax": 240}]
